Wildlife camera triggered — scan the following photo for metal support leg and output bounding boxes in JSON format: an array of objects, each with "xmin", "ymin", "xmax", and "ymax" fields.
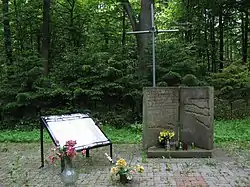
[
  {"xmin": 86, "ymin": 149, "xmax": 90, "ymax": 157},
  {"xmin": 110, "ymin": 144, "xmax": 113, "ymax": 163},
  {"xmin": 40, "ymin": 120, "xmax": 44, "ymax": 168}
]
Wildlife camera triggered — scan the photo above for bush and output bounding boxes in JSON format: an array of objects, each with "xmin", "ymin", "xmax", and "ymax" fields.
[{"xmin": 182, "ymin": 74, "xmax": 199, "ymax": 86}]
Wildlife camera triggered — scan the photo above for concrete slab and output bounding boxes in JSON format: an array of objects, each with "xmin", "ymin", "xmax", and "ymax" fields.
[{"xmin": 147, "ymin": 146, "xmax": 212, "ymax": 158}]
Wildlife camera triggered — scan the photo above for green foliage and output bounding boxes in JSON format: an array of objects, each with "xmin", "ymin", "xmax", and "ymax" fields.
[
  {"xmin": 129, "ymin": 123, "xmax": 143, "ymax": 134},
  {"xmin": 0, "ymin": 0, "xmax": 249, "ymax": 129},
  {"xmin": 182, "ymin": 74, "xmax": 199, "ymax": 86},
  {"xmin": 162, "ymin": 71, "xmax": 181, "ymax": 86},
  {"xmin": 211, "ymin": 62, "xmax": 250, "ymax": 102}
]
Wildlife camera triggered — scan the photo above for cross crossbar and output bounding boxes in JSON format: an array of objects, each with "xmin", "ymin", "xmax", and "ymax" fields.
[{"xmin": 127, "ymin": 29, "xmax": 179, "ymax": 35}]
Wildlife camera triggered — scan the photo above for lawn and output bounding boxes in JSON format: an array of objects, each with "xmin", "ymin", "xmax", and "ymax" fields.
[
  {"xmin": 214, "ymin": 118, "xmax": 250, "ymax": 143},
  {"xmin": 0, "ymin": 125, "xmax": 142, "ymax": 144},
  {"xmin": 0, "ymin": 119, "xmax": 249, "ymax": 145}
]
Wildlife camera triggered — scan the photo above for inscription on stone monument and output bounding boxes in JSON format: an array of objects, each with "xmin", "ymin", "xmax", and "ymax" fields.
[
  {"xmin": 143, "ymin": 86, "xmax": 214, "ymax": 151},
  {"xmin": 143, "ymin": 88, "xmax": 179, "ymax": 149}
]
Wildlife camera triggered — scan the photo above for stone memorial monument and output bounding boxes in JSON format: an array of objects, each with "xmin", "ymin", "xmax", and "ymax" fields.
[{"xmin": 143, "ymin": 87, "xmax": 214, "ymax": 158}]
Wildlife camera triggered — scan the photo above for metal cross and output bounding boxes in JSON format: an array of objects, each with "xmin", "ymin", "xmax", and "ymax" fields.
[{"xmin": 127, "ymin": 4, "xmax": 179, "ymax": 87}]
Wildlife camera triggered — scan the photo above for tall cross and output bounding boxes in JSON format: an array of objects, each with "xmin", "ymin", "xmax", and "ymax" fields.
[{"xmin": 127, "ymin": 4, "xmax": 179, "ymax": 87}]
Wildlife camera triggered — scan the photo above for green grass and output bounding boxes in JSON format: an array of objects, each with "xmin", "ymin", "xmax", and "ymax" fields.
[
  {"xmin": 0, "ymin": 125, "xmax": 142, "ymax": 144},
  {"xmin": 0, "ymin": 119, "xmax": 249, "ymax": 144},
  {"xmin": 214, "ymin": 118, "xmax": 250, "ymax": 144}
]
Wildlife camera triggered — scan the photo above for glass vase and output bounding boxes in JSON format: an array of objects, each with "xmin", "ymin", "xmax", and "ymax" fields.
[
  {"xmin": 61, "ymin": 158, "xmax": 78, "ymax": 186},
  {"xmin": 119, "ymin": 174, "xmax": 128, "ymax": 184},
  {"xmin": 165, "ymin": 140, "xmax": 170, "ymax": 150}
]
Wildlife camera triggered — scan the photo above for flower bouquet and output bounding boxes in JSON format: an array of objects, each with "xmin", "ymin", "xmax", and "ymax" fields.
[
  {"xmin": 158, "ymin": 130, "xmax": 175, "ymax": 149},
  {"xmin": 48, "ymin": 140, "xmax": 86, "ymax": 166},
  {"xmin": 111, "ymin": 158, "xmax": 144, "ymax": 184},
  {"xmin": 48, "ymin": 140, "xmax": 86, "ymax": 186}
]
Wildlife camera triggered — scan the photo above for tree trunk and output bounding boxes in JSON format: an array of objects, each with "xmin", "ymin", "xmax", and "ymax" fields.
[
  {"xmin": 185, "ymin": 0, "xmax": 192, "ymax": 42},
  {"xmin": 225, "ymin": 20, "xmax": 229, "ymax": 61},
  {"xmin": 42, "ymin": 0, "xmax": 50, "ymax": 75},
  {"xmin": 242, "ymin": 10, "xmax": 248, "ymax": 64},
  {"xmin": 241, "ymin": 12, "xmax": 245, "ymax": 64},
  {"xmin": 137, "ymin": 0, "xmax": 153, "ymax": 77},
  {"xmin": 204, "ymin": 9, "xmax": 210, "ymax": 72},
  {"xmin": 69, "ymin": 0, "xmax": 77, "ymax": 47},
  {"xmin": 37, "ymin": 26, "xmax": 42, "ymax": 55},
  {"xmin": 122, "ymin": 0, "xmax": 153, "ymax": 78},
  {"xmin": 219, "ymin": 7, "xmax": 224, "ymax": 70},
  {"xmin": 2, "ymin": 0, "xmax": 13, "ymax": 63},
  {"xmin": 210, "ymin": 13, "xmax": 216, "ymax": 72},
  {"xmin": 122, "ymin": 8, "xmax": 126, "ymax": 46},
  {"xmin": 13, "ymin": 0, "xmax": 24, "ymax": 53}
]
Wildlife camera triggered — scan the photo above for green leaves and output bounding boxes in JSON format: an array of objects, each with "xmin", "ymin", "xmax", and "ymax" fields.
[
  {"xmin": 16, "ymin": 93, "xmax": 32, "ymax": 104},
  {"xmin": 211, "ymin": 62, "xmax": 250, "ymax": 101}
]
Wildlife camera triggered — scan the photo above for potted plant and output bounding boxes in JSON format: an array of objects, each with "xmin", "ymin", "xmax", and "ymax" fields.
[
  {"xmin": 158, "ymin": 130, "xmax": 175, "ymax": 150},
  {"xmin": 110, "ymin": 158, "xmax": 144, "ymax": 184},
  {"xmin": 48, "ymin": 140, "xmax": 86, "ymax": 186}
]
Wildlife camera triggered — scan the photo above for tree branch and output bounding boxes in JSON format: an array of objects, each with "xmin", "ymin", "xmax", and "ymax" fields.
[{"xmin": 121, "ymin": 0, "xmax": 138, "ymax": 31}]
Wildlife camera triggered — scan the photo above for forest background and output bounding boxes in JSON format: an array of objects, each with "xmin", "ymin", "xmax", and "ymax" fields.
[{"xmin": 0, "ymin": 0, "xmax": 250, "ymax": 130}]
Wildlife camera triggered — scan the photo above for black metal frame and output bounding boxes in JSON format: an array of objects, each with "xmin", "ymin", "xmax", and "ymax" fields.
[{"xmin": 39, "ymin": 113, "xmax": 113, "ymax": 171}]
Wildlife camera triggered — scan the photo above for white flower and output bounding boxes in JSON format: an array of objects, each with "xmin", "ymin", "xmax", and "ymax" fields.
[{"xmin": 127, "ymin": 175, "xmax": 133, "ymax": 180}]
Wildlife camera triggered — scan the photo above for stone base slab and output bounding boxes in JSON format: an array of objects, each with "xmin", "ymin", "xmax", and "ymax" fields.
[{"xmin": 147, "ymin": 146, "xmax": 212, "ymax": 158}]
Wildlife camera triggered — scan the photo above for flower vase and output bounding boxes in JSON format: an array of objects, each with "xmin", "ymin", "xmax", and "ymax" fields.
[
  {"xmin": 61, "ymin": 158, "xmax": 78, "ymax": 186},
  {"xmin": 159, "ymin": 140, "xmax": 165, "ymax": 148},
  {"xmin": 119, "ymin": 174, "xmax": 128, "ymax": 184},
  {"xmin": 165, "ymin": 140, "xmax": 170, "ymax": 150}
]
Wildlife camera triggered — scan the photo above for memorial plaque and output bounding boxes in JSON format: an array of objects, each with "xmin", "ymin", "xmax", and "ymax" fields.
[{"xmin": 39, "ymin": 113, "xmax": 112, "ymax": 168}]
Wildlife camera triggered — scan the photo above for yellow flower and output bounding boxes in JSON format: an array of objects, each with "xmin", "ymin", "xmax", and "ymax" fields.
[
  {"xmin": 116, "ymin": 158, "xmax": 127, "ymax": 167},
  {"xmin": 159, "ymin": 136, "xmax": 164, "ymax": 142},
  {"xmin": 169, "ymin": 131, "xmax": 175, "ymax": 139},
  {"xmin": 160, "ymin": 130, "xmax": 169, "ymax": 137},
  {"xmin": 135, "ymin": 165, "xmax": 144, "ymax": 173},
  {"xmin": 110, "ymin": 166, "xmax": 118, "ymax": 175}
]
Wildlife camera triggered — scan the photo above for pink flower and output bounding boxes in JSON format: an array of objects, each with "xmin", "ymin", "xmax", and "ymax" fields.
[
  {"xmin": 81, "ymin": 150, "xmax": 86, "ymax": 155},
  {"xmin": 129, "ymin": 169, "xmax": 136, "ymax": 175},
  {"xmin": 65, "ymin": 140, "xmax": 77, "ymax": 147},
  {"xmin": 66, "ymin": 146, "xmax": 76, "ymax": 159}
]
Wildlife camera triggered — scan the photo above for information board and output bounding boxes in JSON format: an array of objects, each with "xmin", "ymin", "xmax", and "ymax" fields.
[
  {"xmin": 42, "ymin": 113, "xmax": 110, "ymax": 150},
  {"xmin": 40, "ymin": 113, "xmax": 112, "ymax": 169}
]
